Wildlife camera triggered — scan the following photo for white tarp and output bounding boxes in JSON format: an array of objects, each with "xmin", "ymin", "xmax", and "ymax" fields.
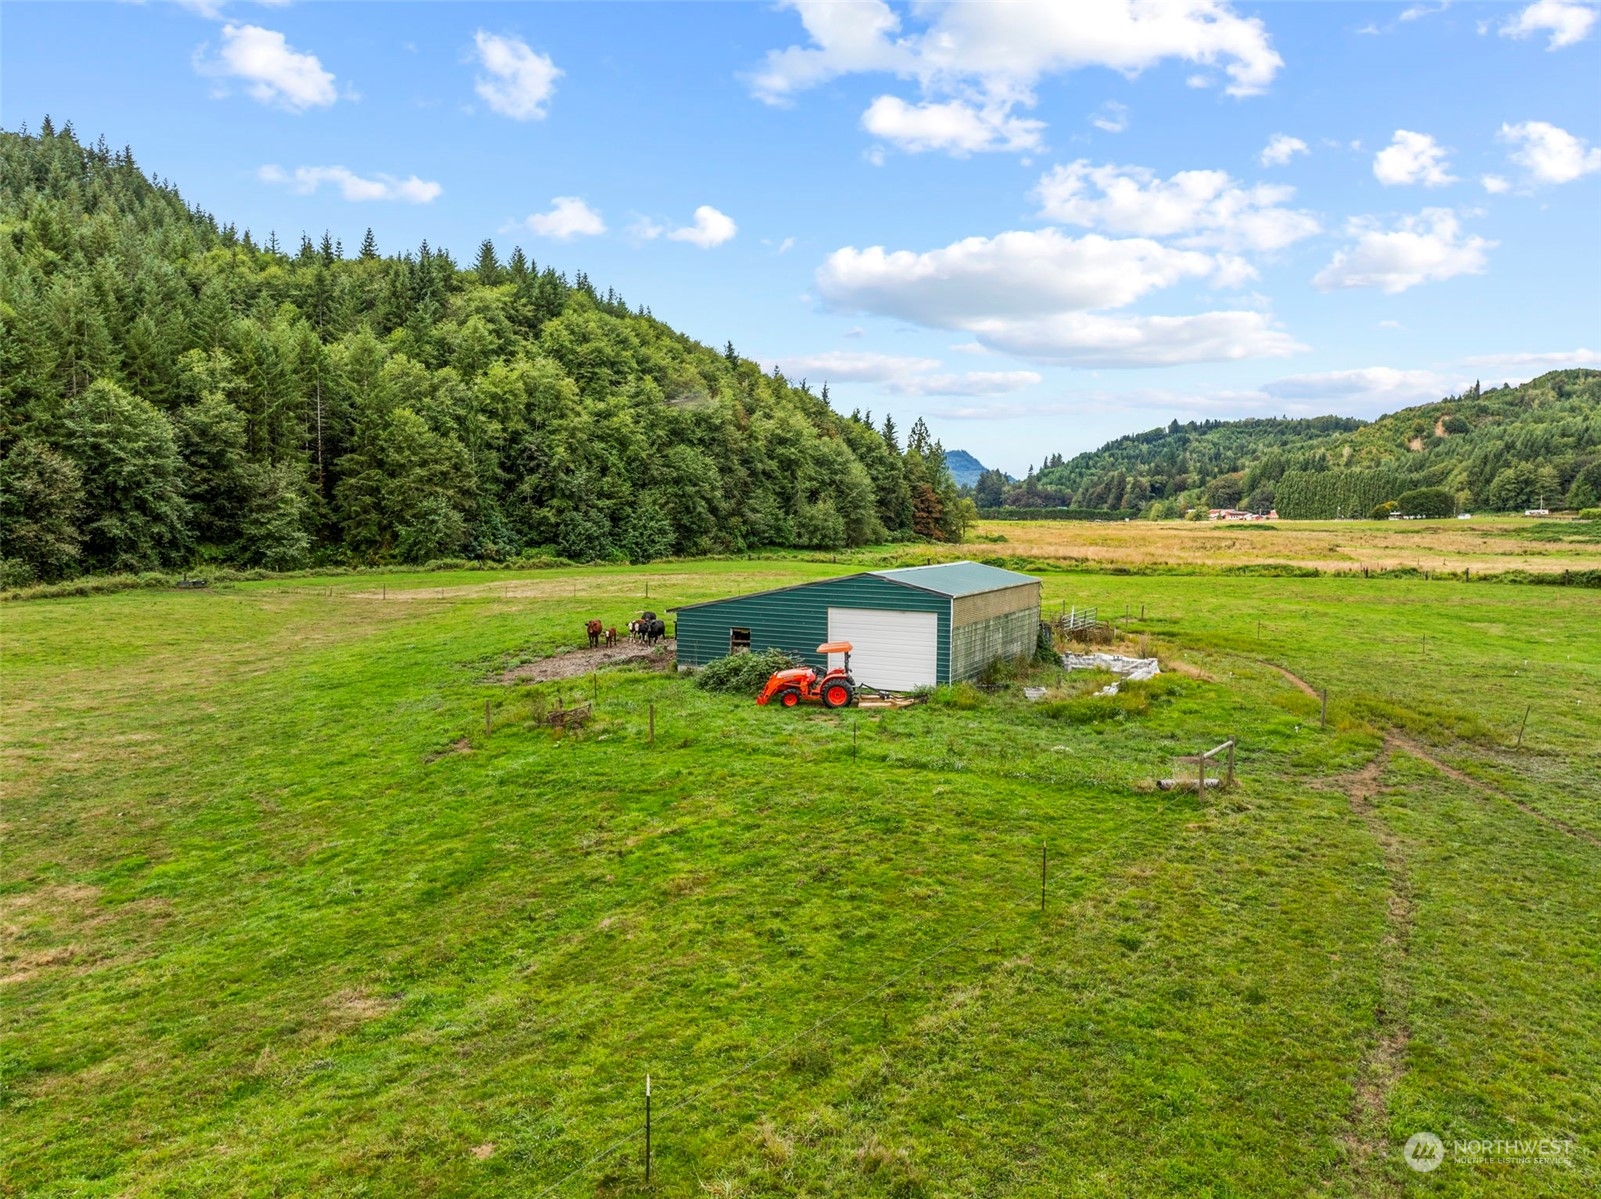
[{"xmin": 1061, "ymin": 652, "xmax": 1161, "ymax": 696}]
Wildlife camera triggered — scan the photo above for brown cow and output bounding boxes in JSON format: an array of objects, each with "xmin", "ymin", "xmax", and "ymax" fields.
[
  {"xmin": 605, "ymin": 627, "xmax": 618, "ymax": 647},
  {"xmin": 585, "ymin": 619, "xmax": 603, "ymax": 648}
]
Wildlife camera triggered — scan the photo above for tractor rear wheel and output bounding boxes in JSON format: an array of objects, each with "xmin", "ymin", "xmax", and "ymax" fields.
[
  {"xmin": 821, "ymin": 681, "xmax": 855, "ymax": 709},
  {"xmin": 776, "ymin": 688, "xmax": 802, "ymax": 708}
]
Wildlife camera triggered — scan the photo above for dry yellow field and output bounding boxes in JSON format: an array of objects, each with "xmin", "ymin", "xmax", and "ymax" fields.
[{"xmin": 971, "ymin": 517, "xmax": 1601, "ymax": 574}]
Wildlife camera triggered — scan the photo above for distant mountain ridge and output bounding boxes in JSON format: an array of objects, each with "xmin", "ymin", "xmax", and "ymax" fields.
[
  {"xmin": 943, "ymin": 449, "xmax": 988, "ymax": 488},
  {"xmin": 993, "ymin": 372, "xmax": 1601, "ymax": 517}
]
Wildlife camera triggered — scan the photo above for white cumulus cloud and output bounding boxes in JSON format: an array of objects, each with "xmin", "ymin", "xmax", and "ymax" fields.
[
  {"xmin": 862, "ymin": 95, "xmax": 1044, "ymax": 154},
  {"xmin": 776, "ymin": 351, "xmax": 943, "ymax": 382},
  {"xmin": 1499, "ymin": 0, "xmax": 1598, "ymax": 48},
  {"xmin": 1372, "ymin": 130, "xmax": 1458, "ymax": 186},
  {"xmin": 1091, "ymin": 100, "xmax": 1129, "ymax": 133},
  {"xmin": 819, "ymin": 228, "xmax": 1228, "ymax": 322},
  {"xmin": 816, "ymin": 227, "xmax": 1302, "ymax": 367},
  {"xmin": 1461, "ymin": 348, "xmax": 1601, "ymax": 371},
  {"xmin": 1313, "ymin": 208, "xmax": 1493, "ymax": 293},
  {"xmin": 1481, "ymin": 173, "xmax": 1512, "ymax": 193},
  {"xmin": 668, "ymin": 205, "xmax": 738, "ymax": 248},
  {"xmin": 197, "ymin": 23, "xmax": 338, "ymax": 112},
  {"xmin": 636, "ymin": 206, "xmax": 738, "ymax": 248},
  {"xmin": 473, "ymin": 31, "xmax": 561, "ymax": 120},
  {"xmin": 1034, "ymin": 161, "xmax": 1320, "ymax": 252},
  {"xmin": 963, "ymin": 310, "xmax": 1303, "ymax": 367},
  {"xmin": 1260, "ymin": 366, "xmax": 1455, "ymax": 405},
  {"xmin": 749, "ymin": 1, "xmax": 1281, "ymax": 156},
  {"xmin": 257, "ymin": 165, "xmax": 441, "ymax": 203},
  {"xmin": 773, "ymin": 351, "xmax": 1040, "ymax": 396},
  {"xmin": 521, "ymin": 197, "xmax": 605, "ymax": 239},
  {"xmin": 1499, "ymin": 120, "xmax": 1601, "ymax": 183},
  {"xmin": 1259, "ymin": 133, "xmax": 1308, "ymax": 166},
  {"xmin": 890, "ymin": 370, "xmax": 1044, "ymax": 396}
]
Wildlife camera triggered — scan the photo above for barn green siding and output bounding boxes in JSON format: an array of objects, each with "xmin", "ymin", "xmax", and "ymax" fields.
[
  {"xmin": 674, "ymin": 574, "xmax": 953, "ymax": 681},
  {"xmin": 950, "ymin": 608, "xmax": 1040, "ymax": 681}
]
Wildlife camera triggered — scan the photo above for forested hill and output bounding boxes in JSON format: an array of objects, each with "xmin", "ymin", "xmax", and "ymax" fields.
[
  {"xmin": 978, "ymin": 373, "xmax": 1601, "ymax": 518},
  {"xmin": 0, "ymin": 122, "xmax": 971, "ymax": 586}
]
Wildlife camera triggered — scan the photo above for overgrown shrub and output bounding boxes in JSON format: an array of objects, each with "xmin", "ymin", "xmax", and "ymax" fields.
[
  {"xmin": 1397, "ymin": 487, "xmax": 1455, "ymax": 518},
  {"xmin": 977, "ymin": 653, "xmax": 1034, "ymax": 687},
  {"xmin": 930, "ymin": 682, "xmax": 984, "ymax": 709},
  {"xmin": 1035, "ymin": 620, "xmax": 1058, "ymax": 664},
  {"xmin": 1038, "ymin": 675, "xmax": 1182, "ymax": 724},
  {"xmin": 693, "ymin": 647, "xmax": 797, "ymax": 695}
]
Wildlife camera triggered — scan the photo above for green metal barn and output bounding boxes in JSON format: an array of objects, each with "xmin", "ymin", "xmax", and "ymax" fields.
[{"xmin": 671, "ymin": 562, "xmax": 1041, "ymax": 691}]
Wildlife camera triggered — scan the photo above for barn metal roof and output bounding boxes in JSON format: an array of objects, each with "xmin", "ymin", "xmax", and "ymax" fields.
[
  {"xmin": 668, "ymin": 561, "xmax": 1038, "ymax": 612},
  {"xmin": 868, "ymin": 561, "xmax": 1039, "ymax": 598}
]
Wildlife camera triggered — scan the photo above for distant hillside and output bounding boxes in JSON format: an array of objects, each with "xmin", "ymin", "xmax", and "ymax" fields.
[
  {"xmin": 944, "ymin": 449, "xmax": 988, "ymax": 488},
  {"xmin": 0, "ymin": 121, "xmax": 975, "ymax": 586},
  {"xmin": 1001, "ymin": 373, "xmax": 1601, "ymax": 517}
]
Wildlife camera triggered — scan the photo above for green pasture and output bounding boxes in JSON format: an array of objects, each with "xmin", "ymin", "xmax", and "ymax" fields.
[{"xmin": 2, "ymin": 562, "xmax": 1596, "ymax": 1196}]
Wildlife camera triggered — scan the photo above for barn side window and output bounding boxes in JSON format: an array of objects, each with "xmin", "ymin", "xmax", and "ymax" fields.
[{"xmin": 729, "ymin": 628, "xmax": 751, "ymax": 653}]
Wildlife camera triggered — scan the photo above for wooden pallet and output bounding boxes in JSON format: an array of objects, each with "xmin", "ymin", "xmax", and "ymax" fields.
[{"xmin": 545, "ymin": 702, "xmax": 592, "ymax": 728}]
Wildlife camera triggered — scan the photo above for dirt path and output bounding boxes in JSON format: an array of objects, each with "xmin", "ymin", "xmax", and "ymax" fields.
[
  {"xmin": 1254, "ymin": 658, "xmax": 1319, "ymax": 697},
  {"xmin": 1336, "ymin": 744, "xmax": 1411, "ymax": 1195},
  {"xmin": 1238, "ymin": 651, "xmax": 1596, "ymax": 1187},
  {"xmin": 499, "ymin": 639, "xmax": 675, "ymax": 683},
  {"xmin": 1253, "ymin": 656, "xmax": 1598, "ymax": 850},
  {"xmin": 1386, "ymin": 732, "xmax": 1600, "ymax": 848}
]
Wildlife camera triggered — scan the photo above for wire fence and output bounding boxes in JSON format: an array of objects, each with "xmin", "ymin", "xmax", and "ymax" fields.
[{"xmin": 528, "ymin": 787, "xmax": 1188, "ymax": 1195}]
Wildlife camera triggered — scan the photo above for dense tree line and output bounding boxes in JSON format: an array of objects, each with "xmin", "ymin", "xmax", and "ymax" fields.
[
  {"xmin": 1275, "ymin": 469, "xmax": 1405, "ymax": 520},
  {"xmin": 0, "ymin": 121, "xmax": 973, "ymax": 585},
  {"xmin": 998, "ymin": 375, "xmax": 1600, "ymax": 519}
]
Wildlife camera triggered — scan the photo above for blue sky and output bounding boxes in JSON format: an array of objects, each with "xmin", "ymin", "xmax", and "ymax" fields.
[{"xmin": 4, "ymin": 1, "xmax": 1598, "ymax": 473}]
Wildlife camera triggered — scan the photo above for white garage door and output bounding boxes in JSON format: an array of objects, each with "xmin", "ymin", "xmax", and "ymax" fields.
[{"xmin": 827, "ymin": 607, "xmax": 939, "ymax": 692}]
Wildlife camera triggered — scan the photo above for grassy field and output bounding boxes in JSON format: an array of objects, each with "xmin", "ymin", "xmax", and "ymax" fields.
[
  {"xmin": 969, "ymin": 515, "xmax": 1601, "ymax": 576},
  {"xmin": 2, "ymin": 558, "xmax": 1597, "ymax": 1196}
]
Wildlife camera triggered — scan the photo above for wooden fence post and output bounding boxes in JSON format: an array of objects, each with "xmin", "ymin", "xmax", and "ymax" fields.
[
  {"xmin": 1515, "ymin": 704, "xmax": 1531, "ymax": 749},
  {"xmin": 1225, "ymin": 739, "xmax": 1235, "ymax": 788}
]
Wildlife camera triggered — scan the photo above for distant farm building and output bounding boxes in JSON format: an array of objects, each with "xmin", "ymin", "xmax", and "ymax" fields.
[
  {"xmin": 1208, "ymin": 508, "xmax": 1278, "ymax": 521},
  {"xmin": 672, "ymin": 562, "xmax": 1042, "ymax": 692}
]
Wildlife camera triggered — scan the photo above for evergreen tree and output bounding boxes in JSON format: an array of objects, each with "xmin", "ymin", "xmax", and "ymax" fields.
[
  {"xmin": 0, "ymin": 439, "xmax": 84, "ymax": 582},
  {"xmin": 56, "ymin": 379, "xmax": 188, "ymax": 571},
  {"xmin": 474, "ymin": 239, "xmax": 501, "ymax": 285}
]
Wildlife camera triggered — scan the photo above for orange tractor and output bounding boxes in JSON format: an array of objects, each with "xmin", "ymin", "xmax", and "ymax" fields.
[{"xmin": 756, "ymin": 641, "xmax": 858, "ymax": 709}]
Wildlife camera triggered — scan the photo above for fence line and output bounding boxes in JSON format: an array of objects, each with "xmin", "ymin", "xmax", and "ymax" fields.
[{"xmin": 530, "ymin": 790, "xmax": 1186, "ymax": 1196}]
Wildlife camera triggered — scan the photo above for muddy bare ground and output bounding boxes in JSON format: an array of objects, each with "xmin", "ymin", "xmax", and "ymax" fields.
[{"xmin": 499, "ymin": 639, "xmax": 676, "ymax": 683}]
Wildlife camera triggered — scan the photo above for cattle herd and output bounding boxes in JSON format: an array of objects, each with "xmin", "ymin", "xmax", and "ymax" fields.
[{"xmin": 586, "ymin": 612, "xmax": 666, "ymax": 648}]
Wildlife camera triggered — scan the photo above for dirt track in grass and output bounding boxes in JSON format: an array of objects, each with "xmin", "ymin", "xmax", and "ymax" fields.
[{"xmin": 499, "ymin": 639, "xmax": 676, "ymax": 683}]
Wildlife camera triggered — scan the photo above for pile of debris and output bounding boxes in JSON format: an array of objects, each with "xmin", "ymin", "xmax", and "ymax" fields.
[{"xmin": 1062, "ymin": 652, "xmax": 1161, "ymax": 696}]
